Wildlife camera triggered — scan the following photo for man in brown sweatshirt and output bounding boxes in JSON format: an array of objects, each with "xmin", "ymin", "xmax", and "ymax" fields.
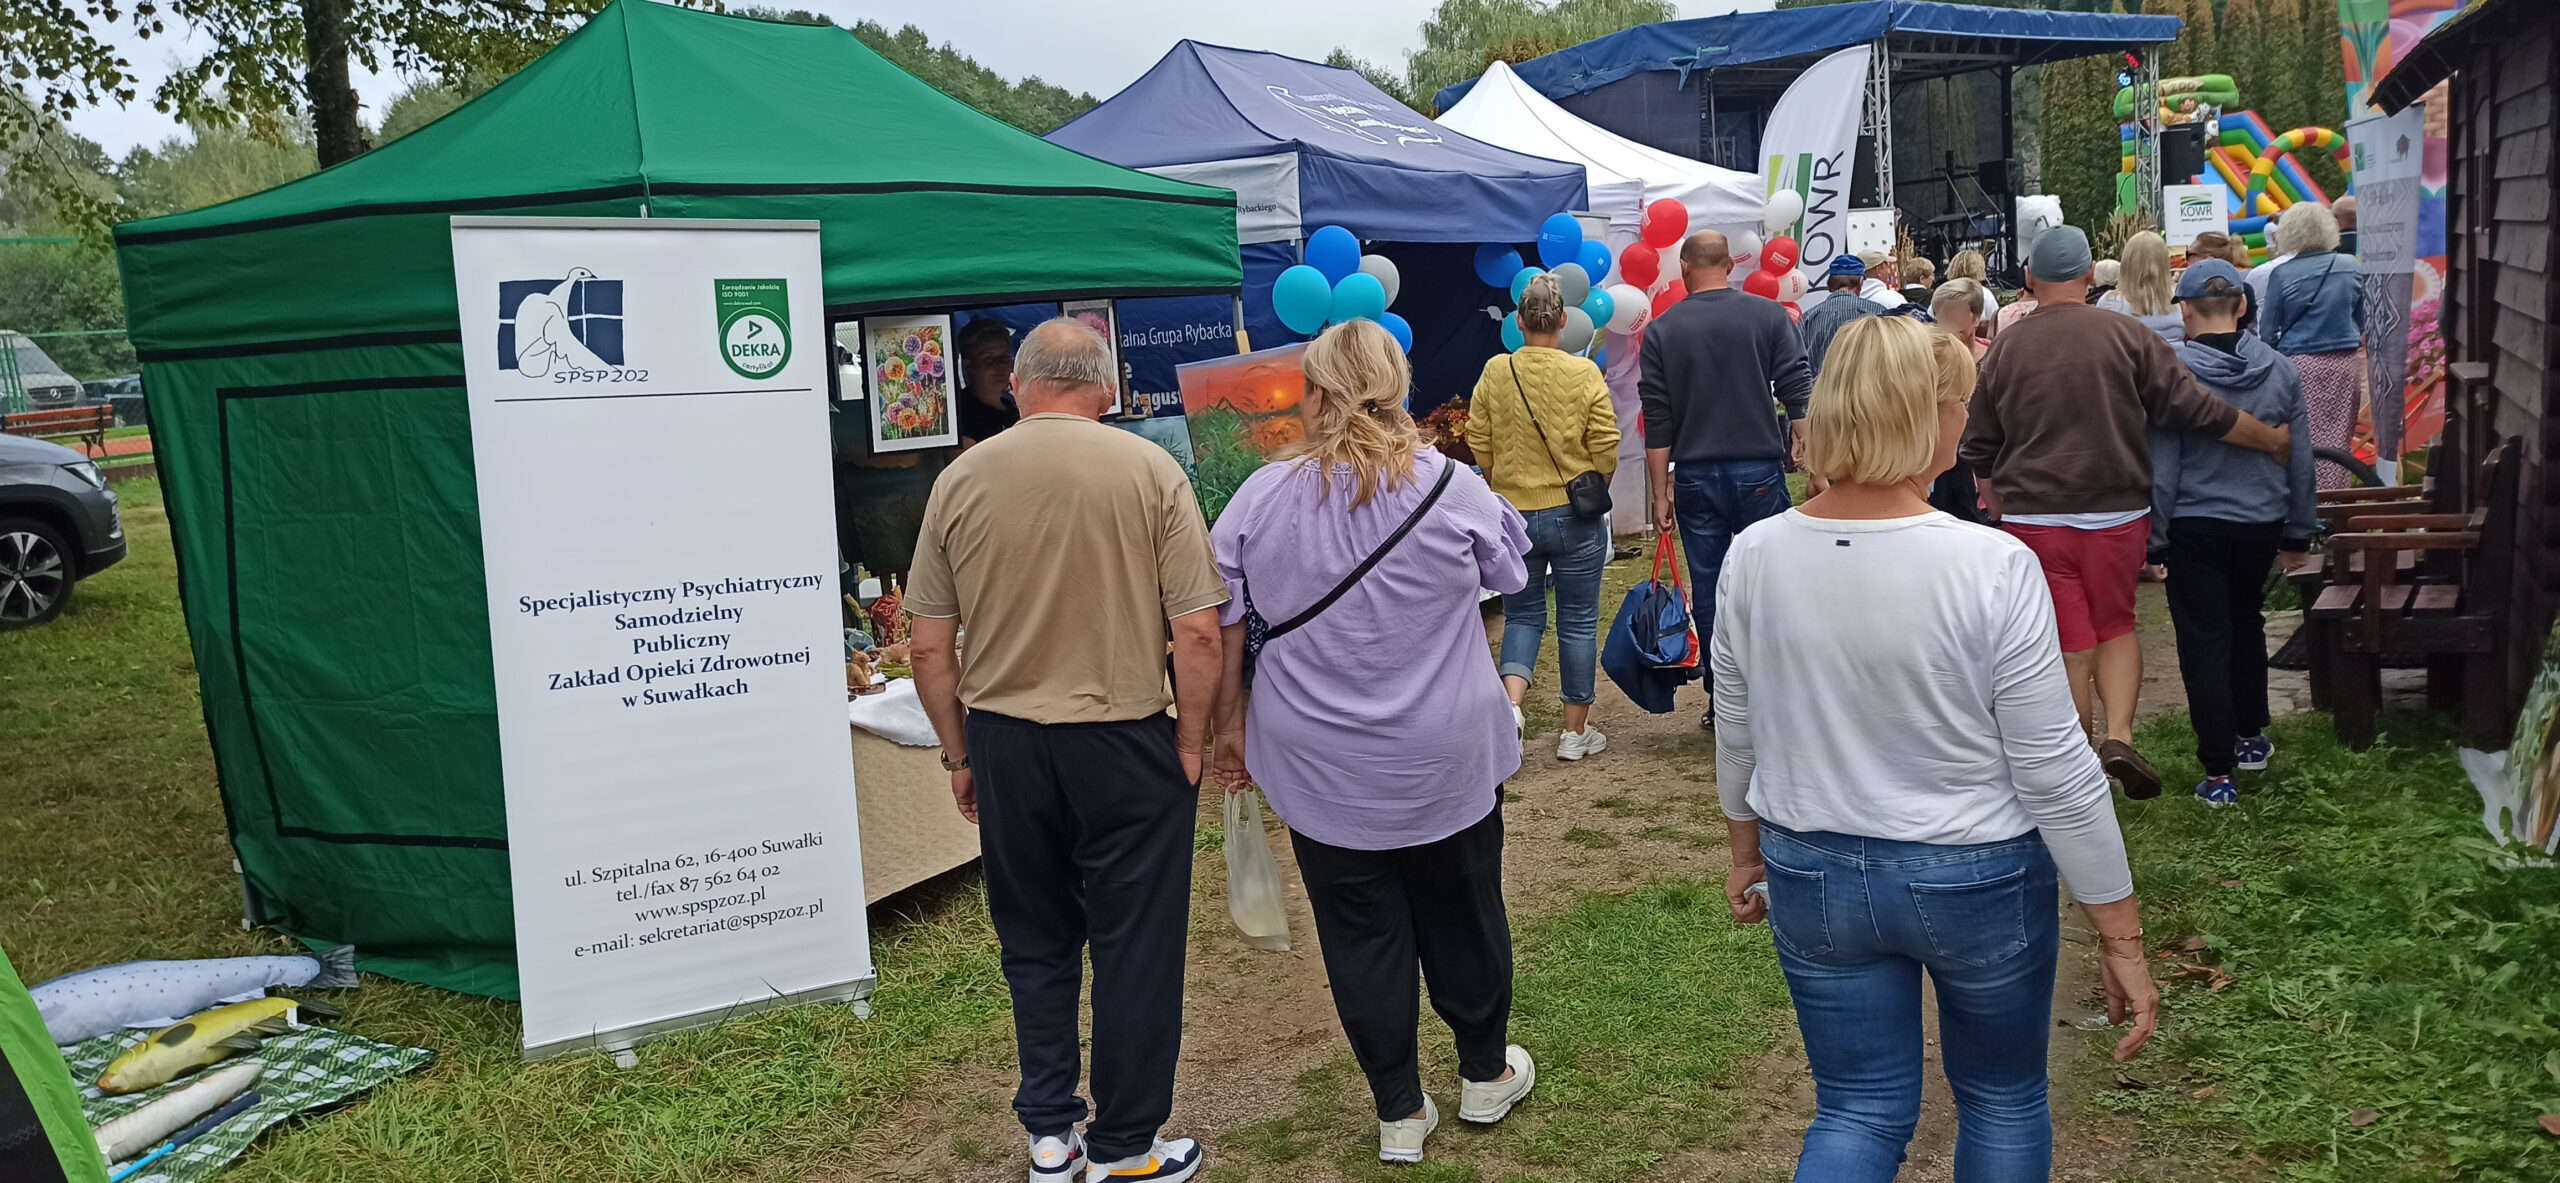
[{"xmin": 1961, "ymin": 225, "xmax": 2290, "ymax": 799}]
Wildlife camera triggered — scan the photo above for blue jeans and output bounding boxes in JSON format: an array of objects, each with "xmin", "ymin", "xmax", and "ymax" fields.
[
  {"xmin": 1760, "ymin": 823, "xmax": 2061, "ymax": 1182},
  {"xmin": 1500, "ymin": 506, "xmax": 1610, "ymax": 706},
  {"xmin": 1671, "ymin": 459, "xmax": 1790, "ymax": 653}
]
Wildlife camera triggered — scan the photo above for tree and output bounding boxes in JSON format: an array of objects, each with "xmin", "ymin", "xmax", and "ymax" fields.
[
  {"xmin": 2040, "ymin": 46, "xmax": 2123, "ymax": 231},
  {"xmin": 1330, "ymin": 0, "xmax": 1674, "ymax": 117},
  {"xmin": 2153, "ymin": 0, "xmax": 2216, "ymax": 82},
  {"xmin": 846, "ymin": 22, "xmax": 1097, "ymax": 133},
  {"xmin": 115, "ymin": 124, "xmax": 316, "ymax": 220},
  {"xmin": 2219, "ymin": 0, "xmax": 2269, "ymax": 115},
  {"xmin": 1326, "ymin": 50, "xmax": 1419, "ymax": 110}
]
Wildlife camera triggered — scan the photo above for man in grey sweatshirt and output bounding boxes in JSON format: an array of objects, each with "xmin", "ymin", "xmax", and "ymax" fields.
[{"xmin": 2147, "ymin": 259, "xmax": 2315, "ymax": 808}]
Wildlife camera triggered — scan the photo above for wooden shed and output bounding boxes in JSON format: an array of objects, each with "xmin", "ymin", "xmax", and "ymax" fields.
[{"xmin": 2372, "ymin": 0, "xmax": 2560, "ymax": 737}]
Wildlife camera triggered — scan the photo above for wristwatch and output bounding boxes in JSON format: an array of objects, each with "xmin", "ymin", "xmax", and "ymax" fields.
[{"xmin": 939, "ymin": 751, "xmax": 970, "ymax": 772}]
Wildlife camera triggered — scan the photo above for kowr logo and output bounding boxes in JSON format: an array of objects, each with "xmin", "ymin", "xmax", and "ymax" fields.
[
  {"xmin": 499, "ymin": 269, "xmax": 624, "ymax": 378},
  {"xmin": 2180, "ymin": 195, "xmax": 2214, "ymax": 214}
]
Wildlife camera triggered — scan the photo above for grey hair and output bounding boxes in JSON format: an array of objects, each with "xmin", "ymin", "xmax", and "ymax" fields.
[
  {"xmin": 2274, "ymin": 201, "xmax": 2341, "ymax": 255},
  {"xmin": 1013, "ymin": 317, "xmax": 1117, "ymax": 393}
]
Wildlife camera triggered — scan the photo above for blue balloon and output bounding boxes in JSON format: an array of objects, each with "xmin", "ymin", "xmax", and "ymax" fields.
[
  {"xmin": 1537, "ymin": 212, "xmax": 1584, "ymax": 267},
  {"xmin": 1510, "ymin": 265, "xmax": 1543, "ymax": 304},
  {"xmin": 1591, "ymin": 344, "xmax": 1607, "ymax": 367},
  {"xmin": 1581, "ymin": 287, "xmax": 1615, "ymax": 330},
  {"xmin": 1379, "ymin": 311, "xmax": 1414, "ymax": 353},
  {"xmin": 1272, "ymin": 264, "xmax": 1334, "ymax": 335},
  {"xmin": 1472, "ymin": 243, "xmax": 1523, "ymax": 289},
  {"xmin": 1305, "ymin": 225, "xmax": 1362, "ymax": 283},
  {"xmin": 1330, "ymin": 272, "xmax": 1389, "ymax": 324},
  {"xmin": 1501, "ymin": 312, "xmax": 1525, "ymax": 352},
  {"xmin": 1577, "ymin": 238, "xmax": 1613, "ymax": 283}
]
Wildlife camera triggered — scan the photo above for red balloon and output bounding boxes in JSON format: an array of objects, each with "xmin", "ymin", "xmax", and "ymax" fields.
[
  {"xmin": 1618, "ymin": 242, "xmax": 1660, "ymax": 290},
  {"xmin": 1742, "ymin": 268, "xmax": 1782, "ymax": 300},
  {"xmin": 1640, "ymin": 199, "xmax": 1689, "ymax": 249},
  {"xmin": 1785, "ymin": 302, "xmax": 1803, "ymax": 324},
  {"xmin": 1761, "ymin": 236, "xmax": 1800, "ymax": 274},
  {"xmin": 1650, "ymin": 286, "xmax": 1686, "ymax": 320}
]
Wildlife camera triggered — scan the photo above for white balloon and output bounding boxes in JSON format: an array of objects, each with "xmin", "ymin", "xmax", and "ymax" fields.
[
  {"xmin": 1559, "ymin": 306, "xmax": 1597, "ymax": 353},
  {"xmin": 1730, "ymin": 229, "xmax": 1764, "ymax": 271},
  {"xmin": 1552, "ymin": 262, "xmax": 1591, "ymax": 308},
  {"xmin": 1762, "ymin": 190, "xmax": 1805, "ymax": 235},
  {"xmin": 1357, "ymin": 255, "xmax": 1401, "ymax": 306},
  {"xmin": 1776, "ymin": 269, "xmax": 1809, "ymax": 302},
  {"xmin": 1603, "ymin": 283, "xmax": 1647, "ymax": 332}
]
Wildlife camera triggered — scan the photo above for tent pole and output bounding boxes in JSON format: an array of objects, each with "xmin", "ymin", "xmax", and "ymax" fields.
[
  {"xmin": 1865, "ymin": 38, "xmax": 1894, "ymax": 213},
  {"xmin": 1233, "ymin": 294, "xmax": 1246, "ymax": 354},
  {"xmin": 1999, "ymin": 65, "xmax": 2016, "ymax": 277}
]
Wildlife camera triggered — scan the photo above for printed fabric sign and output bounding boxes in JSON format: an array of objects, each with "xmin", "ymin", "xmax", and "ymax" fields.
[
  {"xmin": 2162, "ymin": 184, "xmax": 2229, "ymax": 247},
  {"xmin": 450, "ymin": 216, "xmax": 873, "ymax": 1060},
  {"xmin": 2348, "ymin": 106, "xmax": 2425, "ymax": 461},
  {"xmin": 1760, "ymin": 44, "xmax": 1871, "ymax": 283}
]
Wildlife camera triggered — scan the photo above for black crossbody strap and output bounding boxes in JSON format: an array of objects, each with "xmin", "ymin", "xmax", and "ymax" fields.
[
  {"xmin": 1507, "ymin": 357, "xmax": 1574, "ymax": 486},
  {"xmin": 1265, "ymin": 458, "xmax": 1456, "ymax": 641}
]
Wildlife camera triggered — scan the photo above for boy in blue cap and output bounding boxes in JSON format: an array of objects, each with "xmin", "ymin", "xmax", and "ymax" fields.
[
  {"xmin": 2148, "ymin": 258, "xmax": 2315, "ymax": 806},
  {"xmin": 1797, "ymin": 254, "xmax": 1883, "ymax": 379}
]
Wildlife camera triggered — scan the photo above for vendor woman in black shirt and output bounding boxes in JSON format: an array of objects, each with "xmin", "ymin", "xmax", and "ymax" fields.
[{"xmin": 955, "ymin": 316, "xmax": 1020, "ymax": 449}]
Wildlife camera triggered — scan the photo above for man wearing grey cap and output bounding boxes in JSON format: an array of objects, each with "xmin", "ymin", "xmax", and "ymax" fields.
[{"xmin": 1960, "ymin": 225, "xmax": 2291, "ymax": 801}]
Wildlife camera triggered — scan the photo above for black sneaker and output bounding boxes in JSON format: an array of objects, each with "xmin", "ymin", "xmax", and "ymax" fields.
[{"xmin": 2098, "ymin": 739, "xmax": 2163, "ymax": 799}]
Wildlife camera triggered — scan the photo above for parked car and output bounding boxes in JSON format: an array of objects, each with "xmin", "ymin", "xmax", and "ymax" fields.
[
  {"xmin": 81, "ymin": 373, "xmax": 146, "ymax": 426},
  {"xmin": 0, "ymin": 431, "xmax": 125, "ymax": 627},
  {"xmin": 4, "ymin": 333, "xmax": 83, "ymax": 410}
]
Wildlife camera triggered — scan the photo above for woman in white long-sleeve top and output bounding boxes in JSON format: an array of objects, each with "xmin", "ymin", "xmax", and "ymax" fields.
[{"xmin": 1713, "ymin": 316, "xmax": 2162, "ymax": 1183}]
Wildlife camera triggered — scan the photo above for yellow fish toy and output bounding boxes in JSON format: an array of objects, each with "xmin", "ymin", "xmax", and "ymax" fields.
[{"xmin": 96, "ymin": 996, "xmax": 339, "ymax": 1095}]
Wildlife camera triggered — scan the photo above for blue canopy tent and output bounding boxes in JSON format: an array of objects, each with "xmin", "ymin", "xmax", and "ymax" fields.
[
  {"xmin": 1049, "ymin": 41, "xmax": 1588, "ymax": 410},
  {"xmin": 1433, "ymin": 0, "xmax": 2178, "ymax": 268}
]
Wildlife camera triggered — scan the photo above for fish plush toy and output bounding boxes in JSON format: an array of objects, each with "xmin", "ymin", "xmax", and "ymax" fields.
[
  {"xmin": 31, "ymin": 946, "xmax": 356, "ymax": 1046},
  {"xmin": 95, "ymin": 997, "xmax": 338, "ymax": 1095}
]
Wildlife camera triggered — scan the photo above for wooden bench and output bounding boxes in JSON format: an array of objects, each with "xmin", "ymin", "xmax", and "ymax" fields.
[
  {"xmin": 3, "ymin": 405, "xmax": 112, "ymax": 457},
  {"xmin": 2305, "ymin": 437, "xmax": 2519, "ymax": 749}
]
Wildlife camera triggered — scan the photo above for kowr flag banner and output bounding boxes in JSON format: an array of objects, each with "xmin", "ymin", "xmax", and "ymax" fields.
[
  {"xmin": 450, "ymin": 217, "xmax": 872, "ymax": 1060},
  {"xmin": 1762, "ymin": 43, "xmax": 1871, "ymax": 282}
]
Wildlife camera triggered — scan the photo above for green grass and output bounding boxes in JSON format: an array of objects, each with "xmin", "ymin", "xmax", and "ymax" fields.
[
  {"xmin": 2112, "ymin": 710, "xmax": 2560, "ymax": 1182},
  {"xmin": 1218, "ymin": 881, "xmax": 1792, "ymax": 1181},
  {"xmin": 0, "ymin": 482, "xmax": 1019, "ymax": 1181}
]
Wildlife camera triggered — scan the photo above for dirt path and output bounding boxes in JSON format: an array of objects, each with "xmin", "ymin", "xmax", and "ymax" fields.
[{"xmin": 854, "ymin": 586, "xmax": 2304, "ymax": 1181}]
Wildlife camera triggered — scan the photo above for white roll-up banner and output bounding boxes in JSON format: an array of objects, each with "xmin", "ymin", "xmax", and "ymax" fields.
[
  {"xmin": 450, "ymin": 217, "xmax": 873, "ymax": 1060},
  {"xmin": 1761, "ymin": 44, "xmax": 1872, "ymax": 282}
]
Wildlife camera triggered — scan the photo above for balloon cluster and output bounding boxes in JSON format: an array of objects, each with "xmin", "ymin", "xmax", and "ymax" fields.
[
  {"xmin": 1741, "ymin": 191, "xmax": 1812, "ymax": 322},
  {"xmin": 1472, "ymin": 211, "xmax": 1652, "ymax": 358},
  {"xmin": 1273, "ymin": 225, "xmax": 1415, "ymax": 352}
]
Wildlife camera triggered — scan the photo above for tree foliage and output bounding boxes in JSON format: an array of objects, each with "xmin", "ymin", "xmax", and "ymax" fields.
[
  {"xmin": 1330, "ymin": 0, "xmax": 1675, "ymax": 116},
  {"xmin": 2041, "ymin": 42, "xmax": 2123, "ymax": 233},
  {"xmin": 846, "ymin": 21, "xmax": 1098, "ymax": 134},
  {"xmin": 0, "ymin": 241, "xmax": 135, "ymax": 378}
]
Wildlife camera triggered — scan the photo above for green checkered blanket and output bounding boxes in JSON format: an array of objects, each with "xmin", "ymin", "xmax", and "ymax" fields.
[{"xmin": 64, "ymin": 1026, "xmax": 432, "ymax": 1182}]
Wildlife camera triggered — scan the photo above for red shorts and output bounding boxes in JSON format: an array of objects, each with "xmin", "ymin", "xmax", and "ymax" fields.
[{"xmin": 2004, "ymin": 518, "xmax": 2147, "ymax": 652}]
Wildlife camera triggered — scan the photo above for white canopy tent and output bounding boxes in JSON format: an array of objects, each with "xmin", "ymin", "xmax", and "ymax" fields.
[{"xmin": 1438, "ymin": 59, "xmax": 1767, "ymax": 243}]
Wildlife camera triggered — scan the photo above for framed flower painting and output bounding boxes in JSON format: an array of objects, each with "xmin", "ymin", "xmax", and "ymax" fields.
[{"xmin": 863, "ymin": 314, "xmax": 960, "ymax": 452}]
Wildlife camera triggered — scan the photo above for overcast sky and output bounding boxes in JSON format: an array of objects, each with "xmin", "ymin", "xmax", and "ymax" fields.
[{"xmin": 65, "ymin": 0, "xmax": 1773, "ymax": 158}]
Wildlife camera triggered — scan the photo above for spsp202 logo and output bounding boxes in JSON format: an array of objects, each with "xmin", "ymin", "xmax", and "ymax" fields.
[
  {"xmin": 714, "ymin": 279, "xmax": 792, "ymax": 380},
  {"xmin": 498, "ymin": 269, "xmax": 646, "ymax": 383}
]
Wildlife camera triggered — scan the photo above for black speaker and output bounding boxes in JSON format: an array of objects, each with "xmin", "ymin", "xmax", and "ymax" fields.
[
  {"xmin": 1850, "ymin": 133, "xmax": 1880, "ymax": 207},
  {"xmin": 2161, "ymin": 124, "xmax": 2205, "ymax": 185},
  {"xmin": 1976, "ymin": 158, "xmax": 2014, "ymax": 197}
]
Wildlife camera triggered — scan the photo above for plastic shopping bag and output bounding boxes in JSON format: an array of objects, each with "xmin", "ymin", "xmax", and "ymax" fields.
[{"xmin": 1223, "ymin": 789, "xmax": 1292, "ymax": 952}]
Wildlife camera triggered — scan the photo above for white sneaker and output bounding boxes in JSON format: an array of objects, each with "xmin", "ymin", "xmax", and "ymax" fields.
[
  {"xmin": 1511, "ymin": 702, "xmax": 1525, "ymax": 740},
  {"xmin": 1029, "ymin": 1131, "xmax": 1084, "ymax": 1183},
  {"xmin": 1556, "ymin": 726, "xmax": 1607, "ymax": 761},
  {"xmin": 1083, "ymin": 1137, "xmax": 1200, "ymax": 1182},
  {"xmin": 1378, "ymin": 1095, "xmax": 1439, "ymax": 1164},
  {"xmin": 1458, "ymin": 1045, "xmax": 1537, "ymax": 1123}
]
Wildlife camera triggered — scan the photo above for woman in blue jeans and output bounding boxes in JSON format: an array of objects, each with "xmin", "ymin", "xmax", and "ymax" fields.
[
  {"xmin": 1712, "ymin": 318, "xmax": 2161, "ymax": 1180},
  {"xmin": 1466, "ymin": 272, "xmax": 1621, "ymax": 760}
]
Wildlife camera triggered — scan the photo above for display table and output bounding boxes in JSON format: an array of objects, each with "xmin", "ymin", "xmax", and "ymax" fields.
[{"xmin": 849, "ymin": 727, "xmax": 982, "ymax": 902}]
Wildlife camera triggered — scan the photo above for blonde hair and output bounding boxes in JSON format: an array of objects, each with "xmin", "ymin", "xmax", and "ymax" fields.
[
  {"xmin": 1930, "ymin": 326, "xmax": 1978, "ymax": 405},
  {"xmin": 2274, "ymin": 201, "xmax": 2342, "ymax": 254},
  {"xmin": 1931, "ymin": 277, "xmax": 1985, "ymax": 321},
  {"xmin": 2092, "ymin": 259, "xmax": 2122, "ymax": 288},
  {"xmin": 1518, "ymin": 271, "xmax": 1565, "ymax": 333},
  {"xmin": 1904, "ymin": 256, "xmax": 1936, "ymax": 286},
  {"xmin": 1276, "ymin": 320, "xmax": 1423, "ymax": 509},
  {"xmin": 1948, "ymin": 248, "xmax": 1988, "ymax": 283},
  {"xmin": 1806, "ymin": 316, "xmax": 1944, "ymax": 487},
  {"xmin": 2119, "ymin": 230, "xmax": 2174, "ymax": 316}
]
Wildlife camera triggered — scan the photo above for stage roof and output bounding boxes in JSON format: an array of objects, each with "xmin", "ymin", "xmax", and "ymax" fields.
[{"xmin": 1432, "ymin": 0, "xmax": 2183, "ymax": 109}]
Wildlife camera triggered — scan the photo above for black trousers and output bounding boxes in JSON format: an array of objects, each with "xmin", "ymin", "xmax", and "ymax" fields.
[
  {"xmin": 967, "ymin": 709, "xmax": 1195, "ymax": 1161},
  {"xmin": 1289, "ymin": 802, "xmax": 1513, "ymax": 1121},
  {"xmin": 2162, "ymin": 520, "xmax": 2283, "ymax": 777}
]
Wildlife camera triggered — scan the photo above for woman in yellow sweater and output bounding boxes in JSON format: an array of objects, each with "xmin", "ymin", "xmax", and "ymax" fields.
[{"xmin": 1466, "ymin": 273, "xmax": 1623, "ymax": 761}]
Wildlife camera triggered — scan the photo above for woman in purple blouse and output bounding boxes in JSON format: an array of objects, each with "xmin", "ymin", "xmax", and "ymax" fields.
[{"xmin": 1209, "ymin": 319, "xmax": 1536, "ymax": 1167}]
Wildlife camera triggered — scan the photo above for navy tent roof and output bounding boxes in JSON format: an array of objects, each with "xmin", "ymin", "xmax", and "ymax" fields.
[
  {"xmin": 1051, "ymin": 40, "xmax": 1586, "ymax": 243},
  {"xmin": 1433, "ymin": 0, "xmax": 2182, "ymax": 109}
]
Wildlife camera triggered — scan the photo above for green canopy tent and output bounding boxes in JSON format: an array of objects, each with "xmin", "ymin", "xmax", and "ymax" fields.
[{"xmin": 111, "ymin": 0, "xmax": 1239, "ymax": 997}]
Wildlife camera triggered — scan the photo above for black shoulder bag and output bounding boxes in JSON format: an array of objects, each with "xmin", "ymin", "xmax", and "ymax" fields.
[
  {"xmin": 1239, "ymin": 458, "xmax": 1454, "ymax": 691},
  {"xmin": 1508, "ymin": 358, "xmax": 1613, "ymax": 519}
]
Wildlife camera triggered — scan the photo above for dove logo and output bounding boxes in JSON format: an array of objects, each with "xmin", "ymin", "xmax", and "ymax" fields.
[
  {"xmin": 1264, "ymin": 85, "xmax": 1441, "ymax": 148},
  {"xmin": 498, "ymin": 269, "xmax": 627, "ymax": 380}
]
